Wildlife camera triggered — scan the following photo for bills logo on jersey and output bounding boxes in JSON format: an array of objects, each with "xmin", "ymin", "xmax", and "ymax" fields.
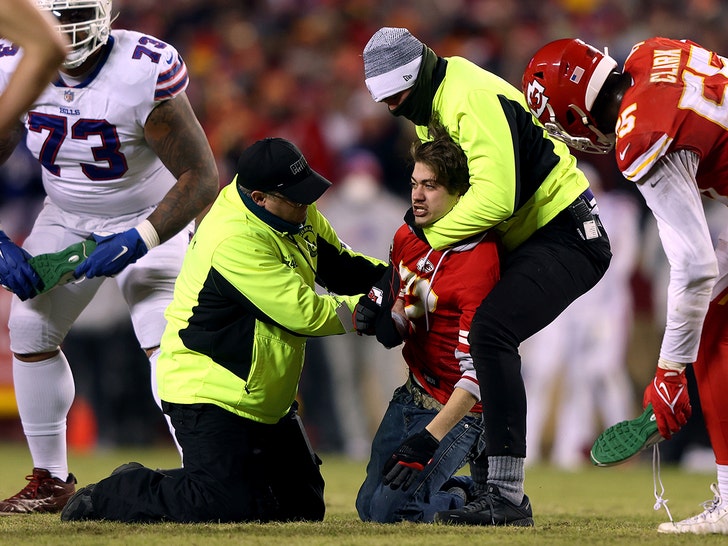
[
  {"xmin": 64, "ymin": 89, "xmax": 75, "ymax": 103},
  {"xmin": 525, "ymin": 79, "xmax": 549, "ymax": 118}
]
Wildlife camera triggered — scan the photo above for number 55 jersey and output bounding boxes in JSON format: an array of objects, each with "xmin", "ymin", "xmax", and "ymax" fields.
[{"xmin": 0, "ymin": 29, "xmax": 189, "ymax": 217}]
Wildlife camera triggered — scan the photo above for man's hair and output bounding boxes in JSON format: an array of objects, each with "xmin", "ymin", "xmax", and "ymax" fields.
[{"xmin": 410, "ymin": 122, "xmax": 470, "ymax": 196}]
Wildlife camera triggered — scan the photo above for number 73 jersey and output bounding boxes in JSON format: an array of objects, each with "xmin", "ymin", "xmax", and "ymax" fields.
[
  {"xmin": 616, "ymin": 37, "xmax": 728, "ymax": 199},
  {"xmin": 0, "ymin": 29, "xmax": 189, "ymax": 217}
]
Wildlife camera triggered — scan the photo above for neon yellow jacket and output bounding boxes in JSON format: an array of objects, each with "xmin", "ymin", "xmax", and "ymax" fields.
[
  {"xmin": 421, "ymin": 57, "xmax": 588, "ymax": 251},
  {"xmin": 158, "ymin": 183, "xmax": 386, "ymax": 424}
]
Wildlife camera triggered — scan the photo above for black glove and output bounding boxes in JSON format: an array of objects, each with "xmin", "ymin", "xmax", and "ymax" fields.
[
  {"xmin": 353, "ymin": 264, "xmax": 400, "ymax": 335},
  {"xmin": 375, "ymin": 311, "xmax": 404, "ymax": 349},
  {"xmin": 382, "ymin": 428, "xmax": 440, "ymax": 491}
]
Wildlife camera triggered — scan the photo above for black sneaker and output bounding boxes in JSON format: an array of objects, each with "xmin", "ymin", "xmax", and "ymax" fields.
[
  {"xmin": 60, "ymin": 484, "xmax": 98, "ymax": 521},
  {"xmin": 110, "ymin": 462, "xmax": 145, "ymax": 476},
  {"xmin": 434, "ymin": 484, "xmax": 534, "ymax": 526}
]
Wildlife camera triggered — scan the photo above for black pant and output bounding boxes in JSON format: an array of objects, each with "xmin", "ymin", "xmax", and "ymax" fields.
[
  {"xmin": 90, "ymin": 402, "xmax": 325, "ymax": 522},
  {"xmin": 470, "ymin": 201, "xmax": 612, "ymax": 459}
]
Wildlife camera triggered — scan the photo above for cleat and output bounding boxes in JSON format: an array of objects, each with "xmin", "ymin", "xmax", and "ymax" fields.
[
  {"xmin": 590, "ymin": 403, "xmax": 662, "ymax": 467},
  {"xmin": 60, "ymin": 484, "xmax": 97, "ymax": 522},
  {"xmin": 0, "ymin": 468, "xmax": 76, "ymax": 514},
  {"xmin": 658, "ymin": 484, "xmax": 728, "ymax": 534},
  {"xmin": 28, "ymin": 239, "xmax": 97, "ymax": 294},
  {"xmin": 434, "ymin": 484, "xmax": 534, "ymax": 526}
]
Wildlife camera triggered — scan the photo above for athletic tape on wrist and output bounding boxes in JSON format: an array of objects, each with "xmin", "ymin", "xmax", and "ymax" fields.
[
  {"xmin": 136, "ymin": 219, "xmax": 160, "ymax": 250},
  {"xmin": 657, "ymin": 357, "xmax": 687, "ymax": 372}
]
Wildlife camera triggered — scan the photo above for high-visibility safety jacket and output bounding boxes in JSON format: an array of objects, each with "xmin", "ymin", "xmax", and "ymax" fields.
[
  {"xmin": 420, "ymin": 56, "xmax": 589, "ymax": 251},
  {"xmin": 158, "ymin": 182, "xmax": 386, "ymax": 424}
]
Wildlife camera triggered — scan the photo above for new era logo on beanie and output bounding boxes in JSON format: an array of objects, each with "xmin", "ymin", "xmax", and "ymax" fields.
[
  {"xmin": 236, "ymin": 138, "xmax": 332, "ymax": 205},
  {"xmin": 363, "ymin": 27, "xmax": 424, "ymax": 102}
]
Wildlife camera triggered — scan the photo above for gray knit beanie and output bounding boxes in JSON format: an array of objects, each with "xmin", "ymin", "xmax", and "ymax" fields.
[{"xmin": 363, "ymin": 27, "xmax": 424, "ymax": 102}]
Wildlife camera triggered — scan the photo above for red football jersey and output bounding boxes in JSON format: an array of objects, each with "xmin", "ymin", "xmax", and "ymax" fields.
[
  {"xmin": 616, "ymin": 37, "xmax": 728, "ymax": 200},
  {"xmin": 391, "ymin": 224, "xmax": 500, "ymax": 411}
]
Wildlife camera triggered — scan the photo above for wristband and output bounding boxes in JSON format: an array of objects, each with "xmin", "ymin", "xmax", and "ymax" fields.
[
  {"xmin": 657, "ymin": 357, "xmax": 687, "ymax": 372},
  {"xmin": 135, "ymin": 219, "xmax": 160, "ymax": 250}
]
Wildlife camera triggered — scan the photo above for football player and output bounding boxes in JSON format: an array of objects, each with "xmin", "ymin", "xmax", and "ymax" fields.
[
  {"xmin": 523, "ymin": 37, "xmax": 728, "ymax": 535},
  {"xmin": 0, "ymin": 0, "xmax": 218, "ymax": 513}
]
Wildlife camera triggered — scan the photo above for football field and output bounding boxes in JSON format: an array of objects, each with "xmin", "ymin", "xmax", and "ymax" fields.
[{"xmin": 0, "ymin": 442, "xmax": 725, "ymax": 545}]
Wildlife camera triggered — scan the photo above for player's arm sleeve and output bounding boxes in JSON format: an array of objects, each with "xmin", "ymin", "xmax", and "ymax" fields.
[
  {"xmin": 637, "ymin": 149, "xmax": 717, "ymax": 363},
  {"xmin": 423, "ymin": 91, "xmax": 517, "ymax": 250}
]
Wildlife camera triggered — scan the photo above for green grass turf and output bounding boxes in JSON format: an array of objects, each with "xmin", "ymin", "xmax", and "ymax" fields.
[{"xmin": 0, "ymin": 442, "xmax": 725, "ymax": 545}]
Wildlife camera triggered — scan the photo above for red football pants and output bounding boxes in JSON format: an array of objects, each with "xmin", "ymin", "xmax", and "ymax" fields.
[{"xmin": 694, "ymin": 284, "xmax": 728, "ymax": 464}]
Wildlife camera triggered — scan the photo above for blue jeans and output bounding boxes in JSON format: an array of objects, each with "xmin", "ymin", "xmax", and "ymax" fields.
[{"xmin": 356, "ymin": 384, "xmax": 485, "ymax": 523}]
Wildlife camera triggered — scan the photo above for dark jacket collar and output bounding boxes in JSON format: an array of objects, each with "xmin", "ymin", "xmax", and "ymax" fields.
[{"xmin": 239, "ymin": 186, "xmax": 305, "ymax": 235}]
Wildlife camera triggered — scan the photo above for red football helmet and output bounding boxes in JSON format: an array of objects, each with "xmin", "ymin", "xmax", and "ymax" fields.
[{"xmin": 522, "ymin": 38, "xmax": 618, "ymax": 154}]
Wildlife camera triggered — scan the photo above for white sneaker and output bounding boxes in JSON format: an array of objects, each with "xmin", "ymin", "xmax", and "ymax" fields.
[{"xmin": 658, "ymin": 484, "xmax": 728, "ymax": 534}]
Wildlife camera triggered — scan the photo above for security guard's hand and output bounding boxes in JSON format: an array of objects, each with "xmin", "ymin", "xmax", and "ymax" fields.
[{"xmin": 353, "ymin": 263, "xmax": 400, "ymax": 336}]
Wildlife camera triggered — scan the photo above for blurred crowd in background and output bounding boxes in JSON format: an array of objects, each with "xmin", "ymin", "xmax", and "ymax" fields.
[{"xmin": 1, "ymin": 0, "xmax": 727, "ymax": 467}]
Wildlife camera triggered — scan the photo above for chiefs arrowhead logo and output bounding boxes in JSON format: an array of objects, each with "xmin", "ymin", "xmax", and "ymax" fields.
[{"xmin": 525, "ymin": 79, "xmax": 549, "ymax": 118}]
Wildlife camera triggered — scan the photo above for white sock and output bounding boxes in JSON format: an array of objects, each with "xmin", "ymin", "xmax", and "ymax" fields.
[
  {"xmin": 13, "ymin": 353, "xmax": 75, "ymax": 480},
  {"xmin": 716, "ymin": 464, "xmax": 728, "ymax": 508},
  {"xmin": 148, "ymin": 347, "xmax": 183, "ymax": 462}
]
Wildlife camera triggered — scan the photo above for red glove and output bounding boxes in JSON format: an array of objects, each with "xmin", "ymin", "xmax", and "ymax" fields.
[{"xmin": 643, "ymin": 365, "xmax": 692, "ymax": 440}]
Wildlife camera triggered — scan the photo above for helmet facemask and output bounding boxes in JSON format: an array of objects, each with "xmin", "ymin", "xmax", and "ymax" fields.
[
  {"xmin": 36, "ymin": 0, "xmax": 113, "ymax": 70},
  {"xmin": 542, "ymin": 103, "xmax": 616, "ymax": 154}
]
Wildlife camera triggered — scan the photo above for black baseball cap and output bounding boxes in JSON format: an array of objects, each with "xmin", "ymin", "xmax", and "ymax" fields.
[{"xmin": 236, "ymin": 138, "xmax": 332, "ymax": 205}]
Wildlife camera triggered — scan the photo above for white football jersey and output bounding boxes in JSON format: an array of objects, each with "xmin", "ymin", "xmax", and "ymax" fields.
[{"xmin": 0, "ymin": 30, "xmax": 189, "ymax": 217}]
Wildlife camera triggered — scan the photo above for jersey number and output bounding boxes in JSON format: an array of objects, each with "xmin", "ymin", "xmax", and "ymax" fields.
[
  {"xmin": 24, "ymin": 35, "xmax": 167, "ymax": 180},
  {"xmin": 403, "ymin": 271, "xmax": 438, "ymax": 319},
  {"xmin": 618, "ymin": 45, "xmax": 728, "ymax": 136},
  {"xmin": 27, "ymin": 112, "xmax": 128, "ymax": 180},
  {"xmin": 681, "ymin": 46, "xmax": 728, "ymax": 129}
]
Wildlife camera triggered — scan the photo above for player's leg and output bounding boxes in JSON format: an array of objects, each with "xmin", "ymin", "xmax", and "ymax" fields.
[
  {"xmin": 658, "ymin": 235, "xmax": 728, "ymax": 534},
  {"xmin": 1, "ymin": 207, "xmax": 103, "ymax": 513}
]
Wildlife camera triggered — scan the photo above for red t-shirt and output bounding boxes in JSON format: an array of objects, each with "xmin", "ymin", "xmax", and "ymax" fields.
[{"xmin": 391, "ymin": 224, "xmax": 500, "ymax": 411}]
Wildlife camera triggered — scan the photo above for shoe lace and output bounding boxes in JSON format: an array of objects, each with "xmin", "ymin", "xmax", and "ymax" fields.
[
  {"xmin": 7, "ymin": 473, "xmax": 43, "ymax": 501},
  {"xmin": 651, "ymin": 444, "xmax": 675, "ymax": 524},
  {"xmin": 696, "ymin": 484, "xmax": 722, "ymax": 518},
  {"xmin": 464, "ymin": 490, "xmax": 497, "ymax": 514}
]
